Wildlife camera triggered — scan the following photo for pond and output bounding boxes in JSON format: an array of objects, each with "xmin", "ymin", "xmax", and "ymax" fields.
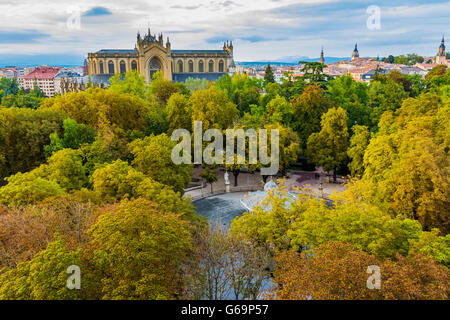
[
  {"xmin": 192, "ymin": 191, "xmax": 273, "ymax": 300},
  {"xmin": 193, "ymin": 192, "xmax": 248, "ymax": 227}
]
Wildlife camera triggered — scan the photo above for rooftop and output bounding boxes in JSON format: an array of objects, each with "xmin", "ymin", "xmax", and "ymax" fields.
[
  {"xmin": 94, "ymin": 49, "xmax": 228, "ymax": 55},
  {"xmin": 95, "ymin": 49, "xmax": 138, "ymax": 54},
  {"xmin": 172, "ymin": 49, "xmax": 227, "ymax": 54},
  {"xmin": 23, "ymin": 67, "xmax": 61, "ymax": 80}
]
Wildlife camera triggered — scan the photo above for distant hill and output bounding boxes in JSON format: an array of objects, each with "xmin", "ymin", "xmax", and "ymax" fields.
[
  {"xmin": 0, "ymin": 53, "xmax": 85, "ymax": 68},
  {"xmin": 236, "ymin": 56, "xmax": 351, "ymax": 68},
  {"xmin": 1, "ymin": 53, "xmax": 351, "ymax": 69},
  {"xmin": 236, "ymin": 61, "xmax": 297, "ymax": 68}
]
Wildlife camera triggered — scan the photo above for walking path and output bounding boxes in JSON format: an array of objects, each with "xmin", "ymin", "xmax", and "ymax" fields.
[{"xmin": 184, "ymin": 167, "xmax": 348, "ymax": 200}]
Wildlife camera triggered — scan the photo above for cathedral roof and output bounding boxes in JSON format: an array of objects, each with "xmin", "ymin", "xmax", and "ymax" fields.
[
  {"xmin": 95, "ymin": 49, "xmax": 138, "ymax": 54},
  {"xmin": 172, "ymin": 49, "xmax": 227, "ymax": 54},
  {"xmin": 94, "ymin": 49, "xmax": 227, "ymax": 55}
]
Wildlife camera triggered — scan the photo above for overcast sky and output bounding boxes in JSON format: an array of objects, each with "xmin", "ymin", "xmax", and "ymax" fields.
[{"xmin": 0, "ymin": 0, "xmax": 449, "ymax": 65}]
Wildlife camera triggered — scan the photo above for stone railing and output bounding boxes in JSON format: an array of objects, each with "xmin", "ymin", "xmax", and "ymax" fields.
[{"xmin": 184, "ymin": 185, "xmax": 261, "ymax": 202}]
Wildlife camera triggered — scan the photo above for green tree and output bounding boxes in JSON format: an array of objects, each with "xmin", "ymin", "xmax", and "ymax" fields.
[
  {"xmin": 129, "ymin": 134, "xmax": 192, "ymax": 193},
  {"xmin": 347, "ymin": 125, "xmax": 370, "ymax": 177},
  {"xmin": 109, "ymin": 70, "xmax": 147, "ymax": 99},
  {"xmin": 288, "ymin": 192, "xmax": 423, "ymax": 259},
  {"xmin": 148, "ymin": 71, "xmax": 181, "ymax": 105},
  {"xmin": 263, "ymin": 123, "xmax": 299, "ymax": 177},
  {"xmin": 43, "ymin": 149, "xmax": 88, "ymax": 191},
  {"xmin": 368, "ymin": 79, "xmax": 409, "ymax": 128},
  {"xmin": 264, "ymin": 64, "xmax": 275, "ymax": 84},
  {"xmin": 91, "ymin": 160, "xmax": 197, "ymax": 221},
  {"xmin": 265, "ymin": 94, "xmax": 293, "ymax": 125},
  {"xmin": 184, "ymin": 77, "xmax": 209, "ymax": 93},
  {"xmin": 91, "ymin": 160, "xmax": 145, "ymax": 199},
  {"xmin": 0, "ymin": 107, "xmax": 65, "ymax": 179},
  {"xmin": 44, "ymin": 118, "xmax": 96, "ymax": 157},
  {"xmin": 393, "ymin": 53, "xmax": 424, "ymax": 66},
  {"xmin": 291, "ymin": 84, "xmax": 333, "ymax": 150},
  {"xmin": 0, "ymin": 77, "xmax": 19, "ymax": 98},
  {"xmin": 0, "ymin": 236, "xmax": 83, "ymax": 300},
  {"xmin": 306, "ymin": 107, "xmax": 349, "ymax": 181},
  {"xmin": 41, "ymin": 88, "xmax": 149, "ymax": 133},
  {"xmin": 0, "ymin": 171, "xmax": 65, "ymax": 206},
  {"xmin": 384, "ymin": 55, "xmax": 395, "ymax": 63},
  {"xmin": 408, "ymin": 229, "xmax": 450, "ymax": 267},
  {"xmin": 145, "ymin": 99, "xmax": 169, "ymax": 135},
  {"xmin": 425, "ymin": 64, "xmax": 448, "ymax": 88},
  {"xmin": 230, "ymin": 183, "xmax": 297, "ymax": 251},
  {"xmin": 89, "ymin": 198, "xmax": 192, "ymax": 300},
  {"xmin": 189, "ymin": 86, "xmax": 238, "ymax": 131},
  {"xmin": 363, "ymin": 93, "xmax": 449, "ymax": 232},
  {"xmin": 0, "ymin": 148, "xmax": 89, "ymax": 206},
  {"xmin": 279, "ymin": 73, "xmax": 307, "ymax": 101},
  {"xmin": 299, "ymin": 61, "xmax": 327, "ymax": 85},
  {"xmin": 327, "ymin": 74, "xmax": 370, "ymax": 129},
  {"xmin": 200, "ymin": 167, "xmax": 218, "ymax": 193},
  {"xmin": 166, "ymin": 93, "xmax": 192, "ymax": 134}
]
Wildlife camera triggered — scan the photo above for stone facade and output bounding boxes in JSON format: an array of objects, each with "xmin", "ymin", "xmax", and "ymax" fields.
[{"xmin": 87, "ymin": 29, "xmax": 235, "ymax": 84}]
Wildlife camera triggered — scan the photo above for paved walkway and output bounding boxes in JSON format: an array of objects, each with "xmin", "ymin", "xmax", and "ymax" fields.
[{"xmin": 184, "ymin": 167, "xmax": 347, "ymax": 200}]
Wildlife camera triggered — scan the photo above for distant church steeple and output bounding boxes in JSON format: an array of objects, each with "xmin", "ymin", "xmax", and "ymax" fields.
[
  {"xmin": 352, "ymin": 43, "xmax": 359, "ymax": 61},
  {"xmin": 319, "ymin": 46, "xmax": 325, "ymax": 65},
  {"xmin": 436, "ymin": 35, "xmax": 447, "ymax": 64}
]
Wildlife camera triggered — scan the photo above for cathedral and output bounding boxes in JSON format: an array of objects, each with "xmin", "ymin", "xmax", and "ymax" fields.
[{"xmin": 87, "ymin": 29, "xmax": 236, "ymax": 84}]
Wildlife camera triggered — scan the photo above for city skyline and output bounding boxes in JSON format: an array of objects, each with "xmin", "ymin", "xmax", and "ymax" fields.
[{"xmin": 0, "ymin": 0, "xmax": 449, "ymax": 66}]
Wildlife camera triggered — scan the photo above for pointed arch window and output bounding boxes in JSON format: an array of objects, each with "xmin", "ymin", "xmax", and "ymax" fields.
[
  {"xmin": 199, "ymin": 60, "xmax": 204, "ymax": 73},
  {"xmin": 219, "ymin": 60, "xmax": 224, "ymax": 72},
  {"xmin": 119, "ymin": 60, "xmax": 126, "ymax": 74},
  {"xmin": 177, "ymin": 60, "xmax": 183, "ymax": 73},
  {"xmin": 188, "ymin": 60, "xmax": 194, "ymax": 73},
  {"xmin": 209, "ymin": 60, "xmax": 214, "ymax": 72},
  {"xmin": 99, "ymin": 61, "xmax": 104, "ymax": 74},
  {"xmin": 149, "ymin": 57, "xmax": 162, "ymax": 80},
  {"xmin": 131, "ymin": 60, "xmax": 137, "ymax": 71},
  {"xmin": 108, "ymin": 60, "xmax": 115, "ymax": 74}
]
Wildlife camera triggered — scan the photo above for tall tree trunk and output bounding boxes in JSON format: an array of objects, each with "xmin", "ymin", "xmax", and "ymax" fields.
[
  {"xmin": 233, "ymin": 170, "xmax": 239, "ymax": 187},
  {"xmin": 333, "ymin": 166, "xmax": 337, "ymax": 182}
]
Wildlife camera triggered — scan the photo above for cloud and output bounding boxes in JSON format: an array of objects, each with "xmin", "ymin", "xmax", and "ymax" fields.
[
  {"xmin": 217, "ymin": 1, "xmax": 237, "ymax": 8},
  {"xmin": 206, "ymin": 33, "xmax": 288, "ymax": 45},
  {"xmin": 83, "ymin": 6, "xmax": 112, "ymax": 17},
  {"xmin": 0, "ymin": 0, "xmax": 448, "ymax": 63},
  {"xmin": 241, "ymin": 35, "xmax": 270, "ymax": 43},
  {"xmin": 0, "ymin": 30, "xmax": 49, "ymax": 43},
  {"xmin": 170, "ymin": 5, "xmax": 202, "ymax": 10},
  {"xmin": 166, "ymin": 29, "xmax": 205, "ymax": 34}
]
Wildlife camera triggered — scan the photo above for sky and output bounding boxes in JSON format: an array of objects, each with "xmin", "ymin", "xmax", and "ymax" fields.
[{"xmin": 0, "ymin": 0, "xmax": 449, "ymax": 66}]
